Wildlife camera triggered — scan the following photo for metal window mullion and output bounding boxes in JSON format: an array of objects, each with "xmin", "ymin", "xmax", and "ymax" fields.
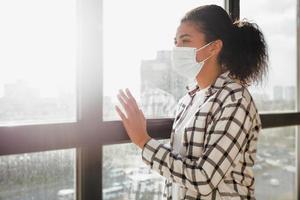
[
  {"xmin": 1, "ymin": 112, "xmax": 300, "ymax": 156},
  {"xmin": 225, "ymin": 0, "xmax": 240, "ymax": 22},
  {"xmin": 297, "ymin": 0, "xmax": 300, "ymax": 198},
  {"xmin": 76, "ymin": 0, "xmax": 103, "ymax": 199}
]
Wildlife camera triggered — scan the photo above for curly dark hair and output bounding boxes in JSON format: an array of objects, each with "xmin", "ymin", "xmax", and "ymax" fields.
[{"xmin": 181, "ymin": 5, "xmax": 268, "ymax": 85}]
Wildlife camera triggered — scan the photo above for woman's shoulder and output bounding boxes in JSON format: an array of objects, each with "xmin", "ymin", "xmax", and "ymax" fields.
[
  {"xmin": 216, "ymin": 80, "xmax": 260, "ymax": 120},
  {"xmin": 217, "ymin": 79, "xmax": 253, "ymax": 104}
]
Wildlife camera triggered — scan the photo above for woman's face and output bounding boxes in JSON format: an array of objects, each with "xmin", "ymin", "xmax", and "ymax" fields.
[{"xmin": 174, "ymin": 21, "xmax": 214, "ymax": 63}]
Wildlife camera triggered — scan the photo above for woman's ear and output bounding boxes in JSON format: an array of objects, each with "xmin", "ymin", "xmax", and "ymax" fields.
[{"xmin": 211, "ymin": 39, "xmax": 223, "ymax": 54}]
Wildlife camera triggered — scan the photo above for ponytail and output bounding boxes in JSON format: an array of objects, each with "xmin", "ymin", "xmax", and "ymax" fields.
[
  {"xmin": 226, "ymin": 20, "xmax": 268, "ymax": 84},
  {"xmin": 181, "ymin": 5, "xmax": 268, "ymax": 85}
]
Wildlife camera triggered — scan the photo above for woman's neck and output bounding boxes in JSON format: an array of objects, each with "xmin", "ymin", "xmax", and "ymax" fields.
[{"xmin": 195, "ymin": 60, "xmax": 223, "ymax": 89}]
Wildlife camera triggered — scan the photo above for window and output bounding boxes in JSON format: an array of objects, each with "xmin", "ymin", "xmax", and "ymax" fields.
[
  {"xmin": 0, "ymin": 0, "xmax": 77, "ymax": 125},
  {"xmin": 240, "ymin": 0, "xmax": 299, "ymax": 199},
  {"xmin": 103, "ymin": 140, "xmax": 169, "ymax": 200},
  {"xmin": 254, "ymin": 127, "xmax": 296, "ymax": 199},
  {"xmin": 241, "ymin": 0, "xmax": 297, "ymax": 112},
  {"xmin": 0, "ymin": 1, "xmax": 77, "ymax": 199},
  {"xmin": 0, "ymin": 149, "xmax": 76, "ymax": 200},
  {"xmin": 1, "ymin": 1, "xmax": 300, "ymax": 200},
  {"xmin": 241, "ymin": 1, "xmax": 298, "ymax": 199}
]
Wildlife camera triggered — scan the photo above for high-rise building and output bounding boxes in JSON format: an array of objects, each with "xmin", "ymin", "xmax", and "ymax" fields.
[
  {"xmin": 273, "ymin": 85, "xmax": 284, "ymax": 101},
  {"xmin": 140, "ymin": 50, "xmax": 189, "ymax": 118}
]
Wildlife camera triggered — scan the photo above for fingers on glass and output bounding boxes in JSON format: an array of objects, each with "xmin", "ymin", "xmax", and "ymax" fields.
[
  {"xmin": 125, "ymin": 88, "xmax": 141, "ymax": 111},
  {"xmin": 118, "ymin": 89, "xmax": 138, "ymax": 113},
  {"xmin": 115, "ymin": 105, "xmax": 127, "ymax": 122}
]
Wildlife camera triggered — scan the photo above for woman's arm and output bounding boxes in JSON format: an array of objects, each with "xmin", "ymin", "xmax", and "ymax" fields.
[{"xmin": 141, "ymin": 96, "xmax": 253, "ymax": 196}]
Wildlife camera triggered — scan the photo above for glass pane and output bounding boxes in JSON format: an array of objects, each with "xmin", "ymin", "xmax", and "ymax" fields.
[
  {"xmin": 254, "ymin": 126, "xmax": 296, "ymax": 200},
  {"xmin": 103, "ymin": 140, "xmax": 169, "ymax": 200},
  {"xmin": 0, "ymin": 149, "xmax": 76, "ymax": 200},
  {"xmin": 0, "ymin": 0, "xmax": 77, "ymax": 125},
  {"xmin": 103, "ymin": 0, "xmax": 223, "ymax": 121},
  {"xmin": 241, "ymin": 0, "xmax": 297, "ymax": 112}
]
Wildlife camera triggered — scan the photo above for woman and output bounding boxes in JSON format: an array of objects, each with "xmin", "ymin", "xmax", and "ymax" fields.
[{"xmin": 115, "ymin": 4, "xmax": 268, "ymax": 200}]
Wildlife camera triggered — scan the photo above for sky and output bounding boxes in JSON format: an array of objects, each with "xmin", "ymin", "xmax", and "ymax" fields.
[
  {"xmin": 0, "ymin": 0, "xmax": 76, "ymax": 97},
  {"xmin": 0, "ymin": 0, "xmax": 297, "ymax": 102}
]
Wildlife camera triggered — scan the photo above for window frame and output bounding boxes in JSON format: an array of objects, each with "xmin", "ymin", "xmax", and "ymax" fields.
[{"xmin": 0, "ymin": 0, "xmax": 299, "ymax": 199}]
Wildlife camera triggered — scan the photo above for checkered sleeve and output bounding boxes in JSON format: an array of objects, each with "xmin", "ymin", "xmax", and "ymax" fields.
[{"xmin": 141, "ymin": 95, "xmax": 253, "ymax": 196}]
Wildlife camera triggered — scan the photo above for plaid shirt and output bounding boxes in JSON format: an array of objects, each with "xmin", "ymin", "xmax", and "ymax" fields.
[{"xmin": 142, "ymin": 71, "xmax": 261, "ymax": 200}]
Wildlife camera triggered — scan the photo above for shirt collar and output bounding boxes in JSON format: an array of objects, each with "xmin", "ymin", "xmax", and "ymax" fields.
[
  {"xmin": 185, "ymin": 80, "xmax": 200, "ymax": 97},
  {"xmin": 185, "ymin": 70, "xmax": 231, "ymax": 97}
]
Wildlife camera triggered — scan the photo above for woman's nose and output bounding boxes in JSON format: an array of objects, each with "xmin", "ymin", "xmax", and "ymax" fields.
[{"xmin": 175, "ymin": 41, "xmax": 183, "ymax": 47}]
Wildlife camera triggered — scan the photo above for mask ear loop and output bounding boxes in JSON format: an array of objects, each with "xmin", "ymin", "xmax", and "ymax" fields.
[
  {"xmin": 195, "ymin": 41, "xmax": 215, "ymax": 63},
  {"xmin": 195, "ymin": 41, "xmax": 214, "ymax": 52},
  {"xmin": 191, "ymin": 42, "xmax": 215, "ymax": 83},
  {"xmin": 200, "ymin": 53, "xmax": 214, "ymax": 63}
]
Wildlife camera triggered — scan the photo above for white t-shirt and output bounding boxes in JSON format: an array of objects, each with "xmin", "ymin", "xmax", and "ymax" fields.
[{"xmin": 172, "ymin": 86, "xmax": 209, "ymax": 199}]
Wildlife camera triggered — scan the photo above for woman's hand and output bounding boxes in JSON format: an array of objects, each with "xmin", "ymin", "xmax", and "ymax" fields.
[{"xmin": 115, "ymin": 88, "xmax": 151, "ymax": 149}]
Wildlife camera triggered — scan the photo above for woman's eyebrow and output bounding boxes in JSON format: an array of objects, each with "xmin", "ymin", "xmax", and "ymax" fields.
[
  {"xmin": 174, "ymin": 34, "xmax": 192, "ymax": 42},
  {"xmin": 178, "ymin": 34, "xmax": 191, "ymax": 39}
]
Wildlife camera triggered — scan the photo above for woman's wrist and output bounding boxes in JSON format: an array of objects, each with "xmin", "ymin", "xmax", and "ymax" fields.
[{"xmin": 138, "ymin": 135, "xmax": 152, "ymax": 149}]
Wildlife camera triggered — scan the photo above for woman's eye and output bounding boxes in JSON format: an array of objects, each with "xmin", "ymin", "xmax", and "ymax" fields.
[{"xmin": 182, "ymin": 40, "xmax": 190, "ymax": 43}]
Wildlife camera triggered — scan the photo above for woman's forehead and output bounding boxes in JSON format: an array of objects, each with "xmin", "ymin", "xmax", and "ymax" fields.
[{"xmin": 176, "ymin": 21, "xmax": 205, "ymax": 39}]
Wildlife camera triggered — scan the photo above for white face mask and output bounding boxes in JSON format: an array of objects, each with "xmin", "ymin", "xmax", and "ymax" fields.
[{"xmin": 171, "ymin": 41, "xmax": 214, "ymax": 81}]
